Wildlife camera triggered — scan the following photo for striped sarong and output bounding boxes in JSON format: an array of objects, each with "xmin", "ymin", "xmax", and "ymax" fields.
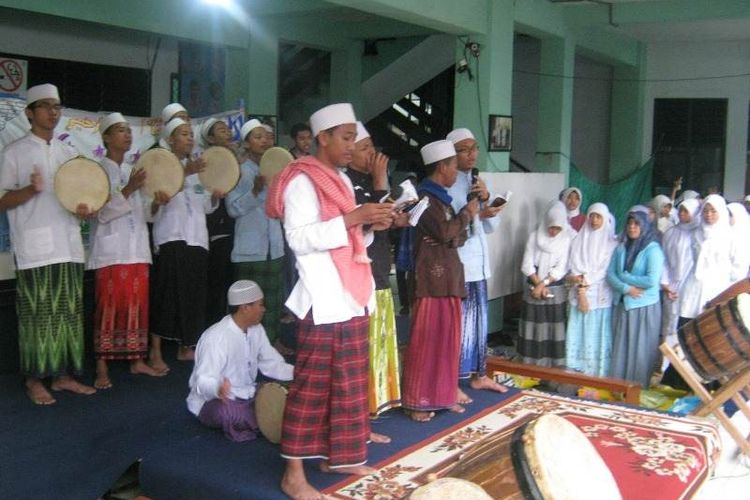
[
  {"xmin": 517, "ymin": 283, "xmax": 567, "ymax": 367},
  {"xmin": 281, "ymin": 314, "xmax": 370, "ymax": 468},
  {"xmin": 458, "ymin": 280, "xmax": 488, "ymax": 378},
  {"xmin": 94, "ymin": 264, "xmax": 149, "ymax": 361},
  {"xmin": 368, "ymin": 288, "xmax": 401, "ymax": 416},
  {"xmin": 234, "ymin": 257, "xmax": 284, "ymax": 344},
  {"xmin": 16, "ymin": 262, "xmax": 84, "ymax": 378},
  {"xmin": 402, "ymin": 297, "xmax": 462, "ymax": 411}
]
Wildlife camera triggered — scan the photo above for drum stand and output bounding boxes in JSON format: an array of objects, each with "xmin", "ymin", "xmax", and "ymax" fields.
[{"xmin": 660, "ymin": 343, "xmax": 750, "ymax": 456}]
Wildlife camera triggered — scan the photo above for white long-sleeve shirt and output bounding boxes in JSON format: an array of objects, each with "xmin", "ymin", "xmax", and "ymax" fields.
[
  {"xmin": 282, "ymin": 172, "xmax": 375, "ymax": 325},
  {"xmin": 87, "ymin": 157, "xmax": 151, "ymax": 269},
  {"xmin": 186, "ymin": 315, "xmax": 293, "ymax": 416}
]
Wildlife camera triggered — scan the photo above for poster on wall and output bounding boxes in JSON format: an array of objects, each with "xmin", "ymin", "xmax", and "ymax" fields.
[{"xmin": 179, "ymin": 42, "xmax": 226, "ymax": 117}]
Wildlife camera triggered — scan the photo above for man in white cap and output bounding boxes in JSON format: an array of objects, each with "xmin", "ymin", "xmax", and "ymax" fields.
[
  {"xmin": 0, "ymin": 83, "xmax": 96, "ymax": 404},
  {"xmin": 445, "ymin": 128, "xmax": 507, "ymax": 403},
  {"xmin": 187, "ymin": 280, "xmax": 293, "ymax": 442},
  {"xmin": 344, "ymin": 122, "xmax": 403, "ymax": 438},
  {"xmin": 400, "ymin": 140, "xmax": 479, "ymax": 423},
  {"xmin": 266, "ymin": 103, "xmax": 393, "ymax": 499},
  {"xmin": 226, "ymin": 118, "xmax": 286, "ymax": 348},
  {"xmin": 158, "ymin": 102, "xmax": 190, "ymax": 148}
]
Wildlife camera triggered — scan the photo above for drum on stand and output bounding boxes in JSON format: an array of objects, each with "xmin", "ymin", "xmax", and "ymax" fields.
[
  {"xmin": 444, "ymin": 414, "xmax": 621, "ymax": 500},
  {"xmin": 259, "ymin": 147, "xmax": 294, "ymax": 179},
  {"xmin": 54, "ymin": 157, "xmax": 110, "ymax": 213},
  {"xmin": 254, "ymin": 382, "xmax": 288, "ymax": 444},
  {"xmin": 678, "ymin": 292, "xmax": 750, "ymax": 382},
  {"xmin": 199, "ymin": 146, "xmax": 240, "ymax": 194},
  {"xmin": 134, "ymin": 148, "xmax": 184, "ymax": 200}
]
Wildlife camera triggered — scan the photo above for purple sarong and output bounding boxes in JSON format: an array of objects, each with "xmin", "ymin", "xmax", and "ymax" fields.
[{"xmin": 198, "ymin": 398, "xmax": 259, "ymax": 442}]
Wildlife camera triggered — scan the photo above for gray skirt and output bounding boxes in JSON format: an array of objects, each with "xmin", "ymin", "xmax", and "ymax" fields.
[
  {"xmin": 517, "ymin": 284, "xmax": 567, "ymax": 368},
  {"xmin": 611, "ymin": 301, "xmax": 661, "ymax": 388}
]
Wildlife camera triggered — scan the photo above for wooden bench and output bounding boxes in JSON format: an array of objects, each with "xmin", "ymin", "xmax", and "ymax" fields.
[{"xmin": 486, "ymin": 356, "xmax": 642, "ymax": 406}]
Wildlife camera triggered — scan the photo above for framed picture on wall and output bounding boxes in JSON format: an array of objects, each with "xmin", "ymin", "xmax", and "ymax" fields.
[
  {"xmin": 488, "ymin": 114, "xmax": 512, "ymax": 152},
  {"xmin": 249, "ymin": 114, "xmax": 278, "ymax": 145}
]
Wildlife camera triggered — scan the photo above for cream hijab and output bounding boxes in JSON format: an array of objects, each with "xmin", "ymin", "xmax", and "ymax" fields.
[
  {"xmin": 531, "ymin": 201, "xmax": 573, "ymax": 279},
  {"xmin": 694, "ymin": 194, "xmax": 732, "ymax": 282},
  {"xmin": 569, "ymin": 203, "xmax": 618, "ymax": 282}
]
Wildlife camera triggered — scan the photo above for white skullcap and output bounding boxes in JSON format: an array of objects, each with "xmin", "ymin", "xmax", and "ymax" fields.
[
  {"xmin": 27, "ymin": 83, "xmax": 60, "ymax": 106},
  {"xmin": 355, "ymin": 121, "xmax": 370, "ymax": 143},
  {"xmin": 310, "ymin": 103, "xmax": 356, "ymax": 136},
  {"xmin": 420, "ymin": 140, "xmax": 456, "ymax": 165},
  {"xmin": 99, "ymin": 113, "xmax": 128, "ymax": 134},
  {"xmin": 227, "ymin": 280, "xmax": 264, "ymax": 306},
  {"xmin": 240, "ymin": 119, "xmax": 263, "ymax": 140},
  {"xmin": 200, "ymin": 118, "xmax": 220, "ymax": 143},
  {"xmin": 744, "ymin": 194, "xmax": 750, "ymax": 202},
  {"xmin": 261, "ymin": 124, "xmax": 274, "ymax": 133},
  {"xmin": 161, "ymin": 103, "xmax": 187, "ymax": 123},
  {"xmin": 446, "ymin": 128, "xmax": 475, "ymax": 145},
  {"xmin": 161, "ymin": 118, "xmax": 189, "ymax": 140}
]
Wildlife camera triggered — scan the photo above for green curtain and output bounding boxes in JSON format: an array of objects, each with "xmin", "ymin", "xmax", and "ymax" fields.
[{"xmin": 569, "ymin": 158, "xmax": 654, "ymax": 232}]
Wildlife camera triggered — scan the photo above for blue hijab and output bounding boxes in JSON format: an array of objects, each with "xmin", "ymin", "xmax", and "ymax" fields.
[{"xmin": 622, "ymin": 210, "xmax": 658, "ymax": 271}]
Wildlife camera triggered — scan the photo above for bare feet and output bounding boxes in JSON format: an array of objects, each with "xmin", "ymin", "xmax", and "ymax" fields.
[
  {"xmin": 369, "ymin": 432, "xmax": 391, "ymax": 444},
  {"xmin": 177, "ymin": 346, "xmax": 195, "ymax": 361},
  {"xmin": 406, "ymin": 410, "xmax": 435, "ymax": 422},
  {"xmin": 25, "ymin": 378, "xmax": 56, "ymax": 405},
  {"xmin": 448, "ymin": 403, "xmax": 466, "ymax": 414},
  {"xmin": 319, "ymin": 462, "xmax": 376, "ymax": 476},
  {"xmin": 149, "ymin": 335, "xmax": 170, "ymax": 373},
  {"xmin": 281, "ymin": 460, "xmax": 324, "ymax": 500},
  {"xmin": 95, "ymin": 359, "xmax": 113, "ymax": 389},
  {"xmin": 470, "ymin": 374, "xmax": 509, "ymax": 393},
  {"xmin": 51, "ymin": 376, "xmax": 96, "ymax": 395},
  {"xmin": 148, "ymin": 357, "xmax": 170, "ymax": 374},
  {"xmin": 457, "ymin": 387, "xmax": 473, "ymax": 405},
  {"xmin": 130, "ymin": 359, "xmax": 167, "ymax": 377}
]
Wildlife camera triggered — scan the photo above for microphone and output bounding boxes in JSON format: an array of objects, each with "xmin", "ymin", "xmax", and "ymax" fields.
[{"xmin": 466, "ymin": 168, "xmax": 480, "ymax": 202}]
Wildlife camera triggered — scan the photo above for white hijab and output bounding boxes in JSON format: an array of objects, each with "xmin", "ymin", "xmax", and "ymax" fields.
[
  {"xmin": 728, "ymin": 202, "xmax": 750, "ymax": 277},
  {"xmin": 694, "ymin": 194, "xmax": 732, "ymax": 282},
  {"xmin": 530, "ymin": 201, "xmax": 573, "ymax": 279},
  {"xmin": 560, "ymin": 187, "xmax": 582, "ymax": 219},
  {"xmin": 662, "ymin": 198, "xmax": 701, "ymax": 289},
  {"xmin": 569, "ymin": 203, "xmax": 618, "ymax": 283},
  {"xmin": 651, "ymin": 194, "xmax": 674, "ymax": 234}
]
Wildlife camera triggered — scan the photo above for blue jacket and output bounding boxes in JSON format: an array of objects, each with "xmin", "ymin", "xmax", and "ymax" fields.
[{"xmin": 607, "ymin": 241, "xmax": 664, "ymax": 311}]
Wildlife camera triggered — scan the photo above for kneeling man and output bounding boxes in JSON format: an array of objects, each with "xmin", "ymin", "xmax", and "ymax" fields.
[{"xmin": 187, "ymin": 280, "xmax": 294, "ymax": 441}]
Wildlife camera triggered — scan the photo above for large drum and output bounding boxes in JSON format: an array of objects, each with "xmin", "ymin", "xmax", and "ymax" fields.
[
  {"xmin": 54, "ymin": 157, "xmax": 110, "ymax": 213},
  {"xmin": 678, "ymin": 292, "xmax": 750, "ymax": 382},
  {"xmin": 254, "ymin": 382, "xmax": 287, "ymax": 444},
  {"xmin": 134, "ymin": 148, "xmax": 184, "ymax": 199},
  {"xmin": 410, "ymin": 478, "xmax": 491, "ymax": 500},
  {"xmin": 445, "ymin": 414, "xmax": 621, "ymax": 500},
  {"xmin": 199, "ymin": 146, "xmax": 240, "ymax": 194}
]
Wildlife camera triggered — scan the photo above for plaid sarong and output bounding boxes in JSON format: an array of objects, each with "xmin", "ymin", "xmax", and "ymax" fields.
[
  {"xmin": 281, "ymin": 314, "xmax": 370, "ymax": 468},
  {"xmin": 234, "ymin": 257, "xmax": 284, "ymax": 344},
  {"xmin": 16, "ymin": 262, "xmax": 85, "ymax": 378}
]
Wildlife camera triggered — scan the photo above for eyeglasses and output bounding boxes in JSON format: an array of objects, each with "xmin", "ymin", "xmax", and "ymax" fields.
[
  {"xmin": 32, "ymin": 102, "xmax": 63, "ymax": 112},
  {"xmin": 455, "ymin": 145, "xmax": 478, "ymax": 154}
]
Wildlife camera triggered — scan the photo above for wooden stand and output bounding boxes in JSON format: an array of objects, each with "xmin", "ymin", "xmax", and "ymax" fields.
[
  {"xmin": 486, "ymin": 356, "xmax": 641, "ymax": 405},
  {"xmin": 660, "ymin": 342, "xmax": 750, "ymax": 456}
]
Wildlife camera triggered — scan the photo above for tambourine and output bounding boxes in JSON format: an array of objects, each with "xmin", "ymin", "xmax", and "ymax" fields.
[
  {"xmin": 134, "ymin": 148, "xmax": 184, "ymax": 199},
  {"xmin": 199, "ymin": 146, "xmax": 240, "ymax": 193},
  {"xmin": 54, "ymin": 157, "xmax": 110, "ymax": 213},
  {"xmin": 259, "ymin": 147, "xmax": 294, "ymax": 179}
]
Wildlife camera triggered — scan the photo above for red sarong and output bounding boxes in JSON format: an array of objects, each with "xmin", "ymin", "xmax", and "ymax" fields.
[
  {"xmin": 402, "ymin": 297, "xmax": 462, "ymax": 411},
  {"xmin": 94, "ymin": 264, "xmax": 149, "ymax": 360},
  {"xmin": 280, "ymin": 314, "xmax": 370, "ymax": 467}
]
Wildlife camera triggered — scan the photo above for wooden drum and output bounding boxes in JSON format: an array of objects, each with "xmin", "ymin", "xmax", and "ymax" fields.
[
  {"xmin": 446, "ymin": 414, "xmax": 621, "ymax": 500},
  {"xmin": 678, "ymin": 292, "xmax": 750, "ymax": 382},
  {"xmin": 254, "ymin": 382, "xmax": 287, "ymax": 444}
]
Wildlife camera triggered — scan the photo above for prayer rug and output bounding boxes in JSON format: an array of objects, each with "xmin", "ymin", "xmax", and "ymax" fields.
[{"xmin": 324, "ymin": 391, "xmax": 721, "ymax": 500}]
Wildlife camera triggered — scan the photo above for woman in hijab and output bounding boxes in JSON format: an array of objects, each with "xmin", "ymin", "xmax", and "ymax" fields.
[
  {"xmin": 728, "ymin": 202, "xmax": 750, "ymax": 278},
  {"xmin": 560, "ymin": 187, "xmax": 586, "ymax": 231},
  {"xmin": 651, "ymin": 194, "xmax": 675, "ymax": 235},
  {"xmin": 607, "ymin": 210, "xmax": 665, "ymax": 387},
  {"xmin": 565, "ymin": 203, "xmax": 618, "ymax": 376},
  {"xmin": 518, "ymin": 201, "xmax": 573, "ymax": 367}
]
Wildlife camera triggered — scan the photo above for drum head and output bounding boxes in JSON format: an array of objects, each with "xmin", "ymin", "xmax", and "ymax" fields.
[
  {"xmin": 199, "ymin": 146, "xmax": 240, "ymax": 194},
  {"xmin": 410, "ymin": 478, "xmax": 492, "ymax": 500},
  {"xmin": 254, "ymin": 382, "xmax": 287, "ymax": 444},
  {"xmin": 135, "ymin": 148, "xmax": 184, "ymax": 199},
  {"xmin": 260, "ymin": 147, "xmax": 293, "ymax": 178},
  {"xmin": 54, "ymin": 157, "xmax": 110, "ymax": 213}
]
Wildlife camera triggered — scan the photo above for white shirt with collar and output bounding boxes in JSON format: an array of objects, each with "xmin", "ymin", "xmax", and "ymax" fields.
[
  {"xmin": 152, "ymin": 169, "xmax": 218, "ymax": 250},
  {"xmin": 87, "ymin": 157, "xmax": 151, "ymax": 269},
  {"xmin": 283, "ymin": 171, "xmax": 375, "ymax": 325},
  {"xmin": 0, "ymin": 133, "xmax": 82, "ymax": 270},
  {"xmin": 187, "ymin": 315, "xmax": 294, "ymax": 416}
]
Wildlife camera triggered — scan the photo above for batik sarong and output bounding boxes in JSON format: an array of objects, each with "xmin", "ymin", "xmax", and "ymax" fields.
[
  {"xmin": 281, "ymin": 314, "xmax": 370, "ymax": 468},
  {"xmin": 402, "ymin": 297, "xmax": 462, "ymax": 411},
  {"xmin": 94, "ymin": 264, "xmax": 149, "ymax": 361},
  {"xmin": 368, "ymin": 288, "xmax": 401, "ymax": 416},
  {"xmin": 234, "ymin": 257, "xmax": 284, "ymax": 344},
  {"xmin": 459, "ymin": 280, "xmax": 488, "ymax": 378},
  {"xmin": 16, "ymin": 262, "xmax": 84, "ymax": 378}
]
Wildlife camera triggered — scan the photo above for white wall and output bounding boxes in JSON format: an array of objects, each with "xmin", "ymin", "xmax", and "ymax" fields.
[
  {"xmin": 643, "ymin": 40, "xmax": 750, "ymax": 201},
  {"xmin": 0, "ymin": 8, "xmax": 178, "ymax": 117}
]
